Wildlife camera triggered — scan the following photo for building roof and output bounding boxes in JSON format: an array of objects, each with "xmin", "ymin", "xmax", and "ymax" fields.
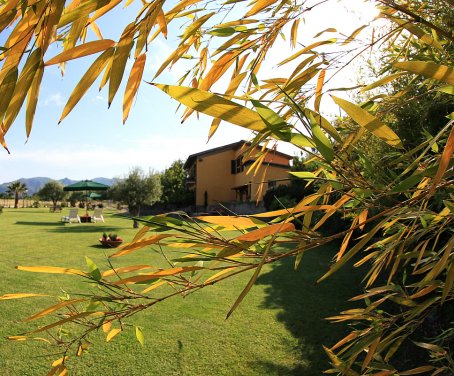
[{"xmin": 184, "ymin": 140, "xmax": 293, "ymax": 169}]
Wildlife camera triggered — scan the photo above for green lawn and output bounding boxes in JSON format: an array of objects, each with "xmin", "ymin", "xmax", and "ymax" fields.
[{"xmin": 0, "ymin": 208, "xmax": 363, "ymax": 375}]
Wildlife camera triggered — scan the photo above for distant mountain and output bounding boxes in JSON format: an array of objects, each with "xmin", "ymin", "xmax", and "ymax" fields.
[{"xmin": 0, "ymin": 177, "xmax": 114, "ymax": 195}]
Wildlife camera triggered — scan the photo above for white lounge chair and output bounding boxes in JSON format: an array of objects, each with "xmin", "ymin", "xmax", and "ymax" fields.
[
  {"xmin": 92, "ymin": 208, "xmax": 105, "ymax": 223},
  {"xmin": 61, "ymin": 208, "xmax": 81, "ymax": 223}
]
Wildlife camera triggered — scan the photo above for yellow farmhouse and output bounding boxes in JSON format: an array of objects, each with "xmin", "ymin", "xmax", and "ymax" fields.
[{"xmin": 184, "ymin": 141, "xmax": 293, "ymax": 208}]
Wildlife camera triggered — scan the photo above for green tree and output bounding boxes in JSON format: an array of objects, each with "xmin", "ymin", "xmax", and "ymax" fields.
[
  {"xmin": 37, "ymin": 181, "xmax": 66, "ymax": 210},
  {"xmin": 160, "ymin": 160, "xmax": 193, "ymax": 208},
  {"xmin": 0, "ymin": 1, "xmax": 453, "ymax": 375},
  {"xmin": 110, "ymin": 167, "xmax": 162, "ymax": 228},
  {"xmin": 6, "ymin": 181, "xmax": 28, "ymax": 209}
]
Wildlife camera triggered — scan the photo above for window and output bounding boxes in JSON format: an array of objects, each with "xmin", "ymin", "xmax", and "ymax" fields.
[{"xmin": 231, "ymin": 157, "xmax": 244, "ymax": 174}]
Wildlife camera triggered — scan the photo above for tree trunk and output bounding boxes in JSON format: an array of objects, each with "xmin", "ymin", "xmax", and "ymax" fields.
[{"xmin": 14, "ymin": 193, "xmax": 19, "ymax": 208}]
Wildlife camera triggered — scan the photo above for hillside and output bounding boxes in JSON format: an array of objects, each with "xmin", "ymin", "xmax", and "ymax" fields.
[{"xmin": 0, "ymin": 177, "xmax": 114, "ymax": 195}]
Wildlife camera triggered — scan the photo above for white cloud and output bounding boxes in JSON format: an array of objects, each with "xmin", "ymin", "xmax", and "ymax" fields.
[{"xmin": 43, "ymin": 93, "xmax": 65, "ymax": 107}]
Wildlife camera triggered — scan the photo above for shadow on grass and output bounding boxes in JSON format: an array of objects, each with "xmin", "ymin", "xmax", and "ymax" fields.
[
  {"xmin": 251, "ymin": 244, "xmax": 364, "ymax": 375},
  {"xmin": 15, "ymin": 221, "xmax": 65, "ymax": 226},
  {"xmin": 47, "ymin": 226, "xmax": 124, "ymax": 233}
]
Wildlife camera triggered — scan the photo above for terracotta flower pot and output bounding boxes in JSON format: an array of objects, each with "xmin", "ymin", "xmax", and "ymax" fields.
[{"xmin": 99, "ymin": 238, "xmax": 123, "ymax": 248}]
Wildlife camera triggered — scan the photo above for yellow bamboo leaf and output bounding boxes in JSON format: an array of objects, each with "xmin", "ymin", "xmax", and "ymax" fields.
[
  {"xmin": 89, "ymin": 22, "xmax": 103, "ymax": 40},
  {"xmin": 393, "ymin": 61, "xmax": 454, "ymax": 85},
  {"xmin": 46, "ymin": 40, "xmax": 115, "ymax": 66},
  {"xmin": 102, "ymin": 320, "xmax": 112, "ymax": 333},
  {"xmin": 197, "ymin": 215, "xmax": 263, "ymax": 229},
  {"xmin": 98, "ymin": 57, "xmax": 112, "ymax": 91},
  {"xmin": 108, "ymin": 22, "xmax": 135, "ymax": 106},
  {"xmin": 304, "ymin": 109, "xmax": 341, "ymax": 142},
  {"xmin": 181, "ymin": 12, "xmax": 214, "ymax": 44},
  {"xmin": 0, "ymin": 293, "xmax": 48, "ymax": 300},
  {"xmin": 204, "ymin": 267, "xmax": 237, "ymax": 284},
  {"xmin": 360, "ymin": 72, "xmax": 406, "ymax": 92},
  {"xmin": 0, "ymin": 126, "xmax": 8, "ymax": 153},
  {"xmin": 290, "ymin": 18, "xmax": 299, "ymax": 48},
  {"xmin": 123, "ymin": 53, "xmax": 146, "ymax": 123},
  {"xmin": 156, "ymin": 8, "xmax": 167, "ymax": 38},
  {"xmin": 26, "ymin": 64, "xmax": 44, "ymax": 138},
  {"xmin": 399, "ymin": 366, "xmax": 436, "ymax": 375},
  {"xmin": 141, "ymin": 281, "xmax": 166, "ymax": 293},
  {"xmin": 214, "ymin": 19, "xmax": 258, "ymax": 28},
  {"xmin": 131, "ymin": 225, "xmax": 150, "ymax": 242},
  {"xmin": 110, "ymin": 234, "xmax": 173, "ymax": 257},
  {"xmin": 60, "ymin": 47, "xmax": 114, "ymax": 123},
  {"xmin": 341, "ymin": 25, "xmax": 367, "ymax": 45},
  {"xmin": 16, "ymin": 265, "xmax": 87, "ymax": 276},
  {"xmin": 429, "ymin": 125, "xmax": 454, "ymax": 195},
  {"xmin": 51, "ymin": 357, "xmax": 68, "ymax": 367},
  {"xmin": 245, "ymin": 0, "xmax": 277, "ymax": 17},
  {"xmin": 106, "ymin": 328, "xmax": 121, "ymax": 342},
  {"xmin": 89, "ymin": 0, "xmax": 122, "ymax": 24},
  {"xmin": 58, "ymin": 0, "xmax": 110, "ymax": 28},
  {"xmin": 3, "ymin": 48, "xmax": 42, "ymax": 133},
  {"xmin": 24, "ymin": 299, "xmax": 86, "ymax": 322},
  {"xmin": 358, "ymin": 209, "xmax": 368, "ymax": 230},
  {"xmin": 314, "ymin": 69, "xmax": 326, "ymax": 113},
  {"xmin": 199, "ymin": 50, "xmax": 240, "ymax": 92},
  {"xmin": 332, "ymin": 96, "xmax": 403, "ymax": 148},
  {"xmin": 153, "ymin": 84, "xmax": 268, "ymax": 132},
  {"xmin": 394, "ymin": 18, "xmax": 443, "ymax": 50},
  {"xmin": 235, "ymin": 223, "xmax": 295, "ymax": 241},
  {"xmin": 112, "ymin": 266, "xmax": 205, "ymax": 284},
  {"xmin": 0, "ymin": 66, "xmax": 18, "ymax": 123},
  {"xmin": 30, "ymin": 312, "xmax": 102, "ymax": 334},
  {"xmin": 279, "ymin": 39, "xmax": 336, "ymax": 66},
  {"xmin": 442, "ymin": 259, "xmax": 454, "ymax": 303},
  {"xmin": 362, "ymin": 336, "xmax": 380, "ymax": 371},
  {"xmin": 102, "ymin": 265, "xmax": 153, "ymax": 277}
]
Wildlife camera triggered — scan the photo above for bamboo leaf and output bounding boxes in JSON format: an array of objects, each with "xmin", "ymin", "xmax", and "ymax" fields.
[
  {"xmin": 341, "ymin": 25, "xmax": 367, "ymax": 45},
  {"xmin": 204, "ymin": 267, "xmax": 237, "ymax": 284},
  {"xmin": 123, "ymin": 53, "xmax": 146, "ymax": 123},
  {"xmin": 58, "ymin": 0, "xmax": 110, "ymax": 28},
  {"xmin": 16, "ymin": 265, "xmax": 87, "ymax": 276},
  {"xmin": 110, "ymin": 234, "xmax": 173, "ymax": 258},
  {"xmin": 0, "ymin": 67, "xmax": 18, "ymax": 123},
  {"xmin": 3, "ymin": 48, "xmax": 42, "ymax": 132},
  {"xmin": 60, "ymin": 47, "xmax": 114, "ymax": 123},
  {"xmin": 245, "ymin": 0, "xmax": 278, "ymax": 17},
  {"xmin": 235, "ymin": 223, "xmax": 295, "ymax": 241},
  {"xmin": 106, "ymin": 328, "xmax": 121, "ymax": 342},
  {"xmin": 197, "ymin": 215, "xmax": 265, "ymax": 229},
  {"xmin": 290, "ymin": 18, "xmax": 300, "ymax": 48},
  {"xmin": 26, "ymin": 65, "xmax": 44, "ymax": 138},
  {"xmin": 429, "ymin": 125, "xmax": 454, "ymax": 195},
  {"xmin": 393, "ymin": 61, "xmax": 454, "ymax": 85},
  {"xmin": 360, "ymin": 72, "xmax": 407, "ymax": 92},
  {"xmin": 112, "ymin": 266, "xmax": 205, "ymax": 285},
  {"xmin": 279, "ymin": 39, "xmax": 336, "ymax": 66},
  {"xmin": 0, "ymin": 293, "xmax": 48, "ymax": 300},
  {"xmin": 109, "ymin": 23, "xmax": 135, "ymax": 106},
  {"xmin": 24, "ymin": 299, "xmax": 86, "ymax": 322},
  {"xmin": 85, "ymin": 256, "xmax": 101, "ymax": 281},
  {"xmin": 102, "ymin": 265, "xmax": 153, "ymax": 277},
  {"xmin": 332, "ymin": 96, "xmax": 403, "ymax": 148},
  {"xmin": 135, "ymin": 326, "xmax": 144, "ymax": 346},
  {"xmin": 45, "ymin": 40, "xmax": 116, "ymax": 66},
  {"xmin": 153, "ymin": 84, "xmax": 267, "ymax": 132},
  {"xmin": 314, "ymin": 69, "xmax": 326, "ymax": 112},
  {"xmin": 399, "ymin": 366, "xmax": 436, "ymax": 375}
]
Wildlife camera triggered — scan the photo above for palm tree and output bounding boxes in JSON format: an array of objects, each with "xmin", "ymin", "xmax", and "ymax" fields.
[{"xmin": 6, "ymin": 181, "xmax": 28, "ymax": 208}]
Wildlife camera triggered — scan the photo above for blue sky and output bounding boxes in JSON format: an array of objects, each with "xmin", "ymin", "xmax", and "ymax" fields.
[{"xmin": 0, "ymin": 0, "xmax": 378, "ymax": 183}]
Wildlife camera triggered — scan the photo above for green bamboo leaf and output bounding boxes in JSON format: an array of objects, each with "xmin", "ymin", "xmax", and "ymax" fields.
[
  {"xmin": 311, "ymin": 122, "xmax": 334, "ymax": 162},
  {"xmin": 290, "ymin": 172, "xmax": 317, "ymax": 180},
  {"xmin": 0, "ymin": 66, "xmax": 18, "ymax": 123},
  {"xmin": 331, "ymin": 96, "xmax": 403, "ymax": 148},
  {"xmin": 360, "ymin": 72, "xmax": 407, "ymax": 92},
  {"xmin": 85, "ymin": 256, "xmax": 101, "ymax": 281},
  {"xmin": 437, "ymin": 85, "xmax": 454, "ymax": 95},
  {"xmin": 393, "ymin": 61, "xmax": 454, "ymax": 85},
  {"xmin": 58, "ymin": 0, "xmax": 109, "ymax": 28}
]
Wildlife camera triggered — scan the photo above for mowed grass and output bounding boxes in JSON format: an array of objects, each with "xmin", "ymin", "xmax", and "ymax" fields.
[{"xmin": 0, "ymin": 208, "xmax": 363, "ymax": 375}]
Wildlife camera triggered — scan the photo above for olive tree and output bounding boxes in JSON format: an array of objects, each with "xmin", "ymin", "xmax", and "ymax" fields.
[
  {"xmin": 110, "ymin": 167, "xmax": 162, "ymax": 227},
  {"xmin": 37, "ymin": 181, "xmax": 66, "ymax": 210}
]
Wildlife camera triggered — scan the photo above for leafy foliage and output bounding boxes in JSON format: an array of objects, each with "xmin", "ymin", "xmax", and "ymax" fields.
[
  {"xmin": 0, "ymin": 0, "xmax": 453, "ymax": 375},
  {"xmin": 159, "ymin": 159, "xmax": 193, "ymax": 208},
  {"xmin": 109, "ymin": 167, "xmax": 162, "ymax": 227},
  {"xmin": 6, "ymin": 181, "xmax": 28, "ymax": 208},
  {"xmin": 37, "ymin": 181, "xmax": 66, "ymax": 209}
]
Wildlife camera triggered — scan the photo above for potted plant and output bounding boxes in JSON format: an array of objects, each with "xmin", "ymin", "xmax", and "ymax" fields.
[{"xmin": 99, "ymin": 233, "xmax": 123, "ymax": 247}]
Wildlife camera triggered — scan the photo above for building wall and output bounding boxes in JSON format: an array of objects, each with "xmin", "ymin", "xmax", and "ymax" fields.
[
  {"xmin": 192, "ymin": 145, "xmax": 292, "ymax": 207},
  {"xmin": 195, "ymin": 149, "xmax": 236, "ymax": 206}
]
